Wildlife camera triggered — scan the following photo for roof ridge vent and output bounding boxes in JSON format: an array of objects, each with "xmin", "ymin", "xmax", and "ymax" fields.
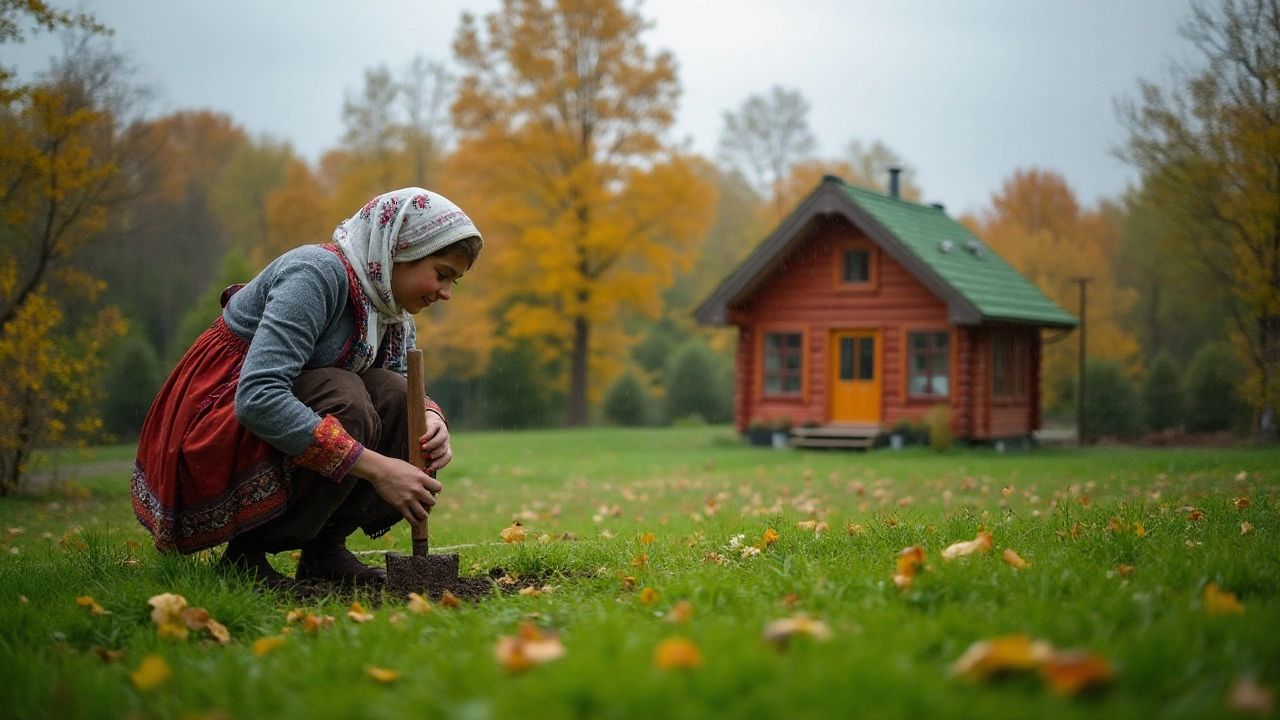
[
  {"xmin": 938, "ymin": 240, "xmax": 954, "ymax": 254},
  {"xmin": 965, "ymin": 239, "xmax": 985, "ymax": 258}
]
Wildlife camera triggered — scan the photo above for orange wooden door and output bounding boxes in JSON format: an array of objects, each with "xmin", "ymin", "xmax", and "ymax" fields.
[{"xmin": 829, "ymin": 331, "xmax": 881, "ymax": 423}]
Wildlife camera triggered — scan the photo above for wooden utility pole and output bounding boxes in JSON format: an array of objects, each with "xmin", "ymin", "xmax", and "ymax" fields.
[{"xmin": 1071, "ymin": 277, "xmax": 1092, "ymax": 446}]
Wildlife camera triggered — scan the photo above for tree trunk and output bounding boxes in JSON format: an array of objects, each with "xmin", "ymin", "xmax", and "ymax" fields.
[
  {"xmin": 1258, "ymin": 313, "xmax": 1280, "ymax": 444},
  {"xmin": 565, "ymin": 313, "xmax": 590, "ymax": 426}
]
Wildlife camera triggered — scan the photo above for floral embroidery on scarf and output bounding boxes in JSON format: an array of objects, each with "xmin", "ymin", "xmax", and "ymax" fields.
[
  {"xmin": 367, "ymin": 261, "xmax": 383, "ymax": 283},
  {"xmin": 360, "ymin": 198, "xmax": 377, "ymax": 218},
  {"xmin": 411, "ymin": 194, "xmax": 429, "ymax": 210},
  {"xmin": 378, "ymin": 196, "xmax": 400, "ymax": 227}
]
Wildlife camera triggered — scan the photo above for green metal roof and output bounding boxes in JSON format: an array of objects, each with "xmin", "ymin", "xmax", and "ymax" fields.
[{"xmin": 839, "ymin": 182, "xmax": 1077, "ymax": 327}]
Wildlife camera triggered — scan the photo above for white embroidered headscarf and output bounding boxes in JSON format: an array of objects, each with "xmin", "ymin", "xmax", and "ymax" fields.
[{"xmin": 332, "ymin": 188, "xmax": 482, "ymax": 359}]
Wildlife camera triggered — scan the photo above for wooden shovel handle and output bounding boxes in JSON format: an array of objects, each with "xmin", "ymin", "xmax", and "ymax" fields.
[{"xmin": 406, "ymin": 349, "xmax": 430, "ymax": 546}]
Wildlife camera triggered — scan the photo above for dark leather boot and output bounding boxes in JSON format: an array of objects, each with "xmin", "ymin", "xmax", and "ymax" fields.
[
  {"xmin": 219, "ymin": 536, "xmax": 293, "ymax": 590},
  {"xmin": 295, "ymin": 529, "xmax": 387, "ymax": 585}
]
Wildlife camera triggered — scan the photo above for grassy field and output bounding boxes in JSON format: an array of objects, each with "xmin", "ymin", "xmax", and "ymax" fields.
[{"xmin": 1, "ymin": 426, "xmax": 1277, "ymax": 719}]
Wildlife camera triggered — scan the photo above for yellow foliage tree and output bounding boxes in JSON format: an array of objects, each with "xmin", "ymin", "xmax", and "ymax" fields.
[
  {"xmin": 965, "ymin": 169, "xmax": 1139, "ymax": 408},
  {"xmin": 0, "ymin": 14, "xmax": 129, "ymax": 493},
  {"xmin": 450, "ymin": 0, "xmax": 716, "ymax": 425},
  {"xmin": 1118, "ymin": 0, "xmax": 1280, "ymax": 439}
]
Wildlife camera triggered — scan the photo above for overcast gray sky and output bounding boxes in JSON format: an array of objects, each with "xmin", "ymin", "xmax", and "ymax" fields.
[{"xmin": 8, "ymin": 0, "xmax": 1197, "ymax": 215}]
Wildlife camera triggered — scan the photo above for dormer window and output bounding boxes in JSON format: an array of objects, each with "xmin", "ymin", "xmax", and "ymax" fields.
[
  {"xmin": 843, "ymin": 249, "xmax": 870, "ymax": 283},
  {"xmin": 833, "ymin": 239, "xmax": 878, "ymax": 291}
]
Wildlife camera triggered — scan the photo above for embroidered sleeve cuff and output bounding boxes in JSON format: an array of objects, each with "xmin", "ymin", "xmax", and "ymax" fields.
[
  {"xmin": 295, "ymin": 414, "xmax": 363, "ymax": 481},
  {"xmin": 425, "ymin": 397, "xmax": 447, "ymax": 426}
]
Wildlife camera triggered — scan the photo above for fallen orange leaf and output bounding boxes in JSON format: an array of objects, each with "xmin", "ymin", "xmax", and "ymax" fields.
[
  {"xmin": 347, "ymin": 602, "xmax": 374, "ymax": 623},
  {"xmin": 1116, "ymin": 564, "xmax": 1136, "ymax": 578},
  {"xmin": 845, "ymin": 522, "xmax": 865, "ymax": 535},
  {"xmin": 665, "ymin": 599, "xmax": 693, "ymax": 624},
  {"xmin": 1204, "ymin": 583, "xmax": 1245, "ymax": 616},
  {"xmin": 1233, "ymin": 497, "xmax": 1251, "ymax": 510},
  {"xmin": 494, "ymin": 623, "xmax": 566, "ymax": 673},
  {"xmin": 639, "ymin": 532, "xmax": 655, "ymax": 544},
  {"xmin": 440, "ymin": 591, "xmax": 460, "ymax": 608},
  {"xmin": 950, "ymin": 635, "xmax": 1056, "ymax": 680},
  {"xmin": 253, "ymin": 636, "xmax": 286, "ymax": 657},
  {"xmin": 796, "ymin": 520, "xmax": 817, "ymax": 531},
  {"xmin": 180, "ymin": 607, "xmax": 210, "ymax": 630},
  {"xmin": 407, "ymin": 593, "xmax": 432, "ymax": 613},
  {"xmin": 632, "ymin": 554, "xmax": 649, "ymax": 568},
  {"xmin": 519, "ymin": 586, "xmax": 542, "ymax": 597},
  {"xmin": 640, "ymin": 587, "xmax": 659, "ymax": 606},
  {"xmin": 500, "ymin": 522, "xmax": 526, "ymax": 543},
  {"xmin": 1002, "ymin": 548, "xmax": 1029, "ymax": 569},
  {"xmin": 285, "ymin": 608, "xmax": 305, "ymax": 623},
  {"xmin": 1227, "ymin": 677, "xmax": 1275, "ymax": 715},
  {"xmin": 942, "ymin": 531, "xmax": 993, "ymax": 560},
  {"xmin": 761, "ymin": 614, "xmax": 832, "ymax": 648},
  {"xmin": 75, "ymin": 596, "xmax": 111, "ymax": 616},
  {"xmin": 621, "ymin": 576, "xmax": 637, "ymax": 590},
  {"xmin": 1187, "ymin": 509, "xmax": 1204, "ymax": 521},
  {"xmin": 1040, "ymin": 650, "xmax": 1114, "ymax": 695},
  {"xmin": 893, "ymin": 545, "xmax": 926, "ymax": 590},
  {"xmin": 757, "ymin": 528, "xmax": 780, "ymax": 549},
  {"xmin": 365, "ymin": 666, "xmax": 401, "ymax": 683},
  {"xmin": 130, "ymin": 654, "xmax": 171, "ymax": 691},
  {"xmin": 653, "ymin": 637, "xmax": 703, "ymax": 670},
  {"xmin": 302, "ymin": 613, "xmax": 335, "ymax": 632}
]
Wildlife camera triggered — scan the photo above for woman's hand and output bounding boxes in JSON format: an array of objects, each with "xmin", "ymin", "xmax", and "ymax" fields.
[
  {"xmin": 421, "ymin": 410, "xmax": 452, "ymax": 473},
  {"xmin": 350, "ymin": 450, "xmax": 443, "ymax": 524}
]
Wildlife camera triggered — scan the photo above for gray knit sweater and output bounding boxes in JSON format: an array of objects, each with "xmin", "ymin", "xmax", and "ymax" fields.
[{"xmin": 223, "ymin": 244, "xmax": 412, "ymax": 460}]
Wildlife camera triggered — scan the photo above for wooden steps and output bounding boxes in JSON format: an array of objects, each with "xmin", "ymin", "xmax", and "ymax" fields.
[{"xmin": 789, "ymin": 423, "xmax": 882, "ymax": 449}]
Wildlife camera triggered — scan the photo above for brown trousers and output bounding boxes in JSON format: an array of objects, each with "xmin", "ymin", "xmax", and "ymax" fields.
[{"xmin": 243, "ymin": 367, "xmax": 406, "ymax": 553}]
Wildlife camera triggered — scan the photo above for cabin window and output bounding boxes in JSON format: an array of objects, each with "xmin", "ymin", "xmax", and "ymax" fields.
[
  {"xmin": 908, "ymin": 331, "xmax": 950, "ymax": 397},
  {"xmin": 842, "ymin": 249, "xmax": 870, "ymax": 283},
  {"xmin": 763, "ymin": 332, "xmax": 803, "ymax": 395},
  {"xmin": 992, "ymin": 332, "xmax": 1028, "ymax": 399}
]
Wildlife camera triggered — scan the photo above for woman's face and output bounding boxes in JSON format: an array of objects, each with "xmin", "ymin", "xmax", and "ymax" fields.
[{"xmin": 391, "ymin": 252, "xmax": 469, "ymax": 314}]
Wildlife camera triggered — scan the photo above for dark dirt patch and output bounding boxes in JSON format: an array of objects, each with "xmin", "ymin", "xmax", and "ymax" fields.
[{"xmin": 282, "ymin": 566, "xmax": 571, "ymax": 606}]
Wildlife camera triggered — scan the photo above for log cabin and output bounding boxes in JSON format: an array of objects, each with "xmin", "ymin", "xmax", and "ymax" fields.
[{"xmin": 694, "ymin": 174, "xmax": 1077, "ymax": 448}]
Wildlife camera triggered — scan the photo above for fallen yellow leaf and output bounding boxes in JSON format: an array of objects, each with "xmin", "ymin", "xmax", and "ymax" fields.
[
  {"xmin": 757, "ymin": 528, "xmax": 780, "ymax": 548},
  {"xmin": 130, "ymin": 654, "xmax": 171, "ymax": 691},
  {"xmin": 75, "ymin": 596, "xmax": 111, "ymax": 616},
  {"xmin": 365, "ymin": 666, "xmax": 401, "ymax": 683},
  {"xmin": 206, "ymin": 618, "xmax": 231, "ymax": 644},
  {"xmin": 500, "ymin": 522, "xmax": 526, "ymax": 543},
  {"xmin": 495, "ymin": 623, "xmax": 566, "ymax": 673},
  {"xmin": 632, "ymin": 554, "xmax": 649, "ymax": 568},
  {"xmin": 845, "ymin": 522, "xmax": 865, "ymax": 536},
  {"xmin": 407, "ymin": 593, "xmax": 432, "ymax": 614},
  {"xmin": 148, "ymin": 593, "xmax": 188, "ymax": 627},
  {"xmin": 519, "ymin": 586, "xmax": 542, "ymax": 597},
  {"xmin": 950, "ymin": 635, "xmax": 1056, "ymax": 680},
  {"xmin": 761, "ymin": 614, "xmax": 832, "ymax": 648},
  {"xmin": 1002, "ymin": 548, "xmax": 1029, "ymax": 569},
  {"xmin": 253, "ymin": 636, "xmax": 286, "ymax": 657},
  {"xmin": 1241, "ymin": 521, "xmax": 1254, "ymax": 535},
  {"xmin": 640, "ymin": 587, "xmax": 659, "ymax": 606},
  {"xmin": 1040, "ymin": 650, "xmax": 1114, "ymax": 695},
  {"xmin": 285, "ymin": 608, "xmax": 305, "ymax": 623},
  {"xmin": 1204, "ymin": 583, "xmax": 1245, "ymax": 616},
  {"xmin": 347, "ymin": 602, "xmax": 374, "ymax": 623},
  {"xmin": 942, "ymin": 531, "xmax": 993, "ymax": 560},
  {"xmin": 796, "ymin": 520, "xmax": 817, "ymax": 531},
  {"xmin": 639, "ymin": 532, "xmax": 655, "ymax": 544},
  {"xmin": 157, "ymin": 622, "xmax": 190, "ymax": 641},
  {"xmin": 440, "ymin": 590, "xmax": 460, "ymax": 608}
]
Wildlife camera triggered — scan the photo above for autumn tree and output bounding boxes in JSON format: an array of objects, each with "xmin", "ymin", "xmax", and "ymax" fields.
[
  {"xmin": 966, "ymin": 169, "xmax": 1139, "ymax": 409},
  {"xmin": 451, "ymin": 0, "xmax": 716, "ymax": 425},
  {"xmin": 718, "ymin": 85, "xmax": 816, "ymax": 218},
  {"xmin": 0, "ymin": 20, "xmax": 135, "ymax": 493},
  {"xmin": 1118, "ymin": 0, "xmax": 1280, "ymax": 440}
]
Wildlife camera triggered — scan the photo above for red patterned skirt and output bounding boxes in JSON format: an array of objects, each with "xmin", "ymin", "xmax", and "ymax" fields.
[{"xmin": 132, "ymin": 318, "xmax": 289, "ymax": 554}]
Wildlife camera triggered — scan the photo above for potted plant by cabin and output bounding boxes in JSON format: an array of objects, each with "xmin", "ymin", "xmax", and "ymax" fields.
[
  {"xmin": 771, "ymin": 417, "xmax": 793, "ymax": 449},
  {"xmin": 746, "ymin": 417, "xmax": 773, "ymax": 447}
]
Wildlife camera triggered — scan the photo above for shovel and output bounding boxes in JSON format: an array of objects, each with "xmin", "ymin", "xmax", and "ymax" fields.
[{"xmin": 386, "ymin": 349, "xmax": 460, "ymax": 596}]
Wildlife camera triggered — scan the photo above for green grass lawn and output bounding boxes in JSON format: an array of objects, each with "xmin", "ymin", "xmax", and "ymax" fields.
[{"xmin": 1, "ymin": 426, "xmax": 1277, "ymax": 719}]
